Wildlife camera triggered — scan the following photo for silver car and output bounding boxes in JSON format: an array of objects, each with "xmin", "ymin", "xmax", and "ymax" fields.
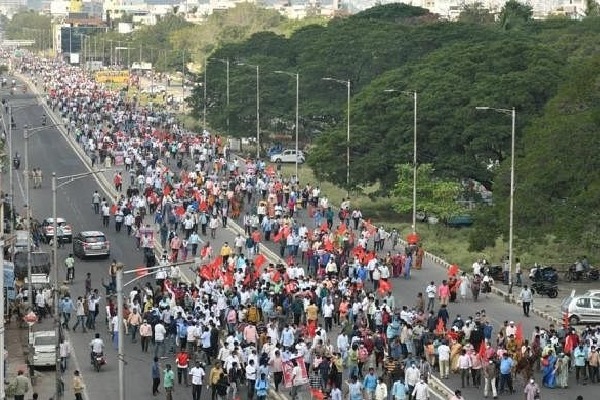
[
  {"xmin": 270, "ymin": 149, "xmax": 305, "ymax": 163},
  {"xmin": 73, "ymin": 231, "xmax": 110, "ymax": 259}
]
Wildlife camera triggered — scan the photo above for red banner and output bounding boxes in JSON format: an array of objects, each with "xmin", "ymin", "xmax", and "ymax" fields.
[{"xmin": 282, "ymin": 356, "xmax": 309, "ymax": 388}]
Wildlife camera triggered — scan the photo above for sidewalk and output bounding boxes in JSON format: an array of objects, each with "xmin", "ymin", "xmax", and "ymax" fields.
[{"xmin": 5, "ymin": 317, "xmax": 58, "ymax": 400}]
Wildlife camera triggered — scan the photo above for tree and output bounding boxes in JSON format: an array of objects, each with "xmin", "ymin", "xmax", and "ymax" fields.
[
  {"xmin": 586, "ymin": 0, "xmax": 600, "ymax": 16},
  {"xmin": 458, "ymin": 2, "xmax": 495, "ymax": 24},
  {"xmin": 498, "ymin": 0, "xmax": 533, "ymax": 30},
  {"xmin": 392, "ymin": 164, "xmax": 465, "ymax": 220}
]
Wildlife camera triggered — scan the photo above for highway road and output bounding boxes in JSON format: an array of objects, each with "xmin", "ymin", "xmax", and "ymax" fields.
[
  {"xmin": 0, "ymin": 83, "xmax": 249, "ymax": 400},
  {"xmin": 4, "ymin": 74, "xmax": 597, "ymax": 400}
]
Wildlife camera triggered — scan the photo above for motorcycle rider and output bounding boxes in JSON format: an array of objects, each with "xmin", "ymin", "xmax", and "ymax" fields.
[
  {"xmin": 89, "ymin": 333, "xmax": 104, "ymax": 365},
  {"xmin": 13, "ymin": 152, "xmax": 20, "ymax": 169},
  {"xmin": 575, "ymin": 258, "xmax": 585, "ymax": 280}
]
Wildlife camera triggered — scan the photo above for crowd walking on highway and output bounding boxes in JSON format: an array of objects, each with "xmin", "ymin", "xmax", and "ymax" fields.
[{"xmin": 3, "ymin": 53, "xmax": 594, "ymax": 400}]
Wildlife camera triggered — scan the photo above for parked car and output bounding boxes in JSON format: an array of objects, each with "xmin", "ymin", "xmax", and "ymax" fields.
[
  {"xmin": 41, "ymin": 217, "xmax": 73, "ymax": 243},
  {"xmin": 141, "ymin": 85, "xmax": 166, "ymax": 94},
  {"xmin": 28, "ymin": 330, "xmax": 57, "ymax": 367},
  {"xmin": 270, "ymin": 149, "xmax": 305, "ymax": 164},
  {"xmin": 561, "ymin": 289, "xmax": 600, "ymax": 325},
  {"xmin": 73, "ymin": 231, "xmax": 110, "ymax": 259}
]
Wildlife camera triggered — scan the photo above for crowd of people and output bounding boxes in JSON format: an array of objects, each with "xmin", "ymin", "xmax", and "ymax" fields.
[{"xmin": 9, "ymin": 55, "xmax": 594, "ymax": 400}]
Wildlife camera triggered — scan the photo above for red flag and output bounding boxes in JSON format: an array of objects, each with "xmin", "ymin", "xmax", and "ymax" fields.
[
  {"xmin": 336, "ymin": 224, "xmax": 347, "ymax": 235},
  {"xmin": 272, "ymin": 231, "xmax": 283, "ymax": 242},
  {"xmin": 135, "ymin": 266, "xmax": 148, "ymax": 277},
  {"xmin": 377, "ymin": 280, "xmax": 392, "ymax": 295},
  {"xmin": 478, "ymin": 340, "xmax": 487, "ymax": 361},
  {"xmin": 223, "ymin": 271, "xmax": 234, "ymax": 287},
  {"xmin": 163, "ymin": 185, "xmax": 171, "ymax": 196},
  {"xmin": 200, "ymin": 265, "xmax": 213, "ymax": 280},
  {"xmin": 272, "ymin": 270, "xmax": 281, "ymax": 283},
  {"xmin": 515, "ymin": 322, "xmax": 524, "ymax": 346},
  {"xmin": 254, "ymin": 254, "xmax": 267, "ymax": 268},
  {"xmin": 320, "ymin": 221, "xmax": 329, "ymax": 232},
  {"xmin": 201, "ymin": 246, "xmax": 210, "ymax": 259},
  {"xmin": 310, "ymin": 389, "xmax": 324, "ymax": 400},
  {"xmin": 435, "ymin": 317, "xmax": 445, "ymax": 334},
  {"xmin": 324, "ymin": 241, "xmax": 334, "ymax": 252},
  {"xmin": 175, "ymin": 205, "xmax": 185, "ymax": 216},
  {"xmin": 448, "ymin": 264, "xmax": 459, "ymax": 277}
]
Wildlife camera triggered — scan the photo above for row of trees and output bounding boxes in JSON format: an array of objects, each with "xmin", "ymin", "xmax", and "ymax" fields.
[{"xmin": 185, "ymin": 2, "xmax": 600, "ymax": 254}]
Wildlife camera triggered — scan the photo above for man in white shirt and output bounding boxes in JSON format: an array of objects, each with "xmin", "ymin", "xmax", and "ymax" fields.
[
  {"xmin": 411, "ymin": 379, "xmax": 429, "ymax": 400},
  {"xmin": 189, "ymin": 361, "xmax": 205, "ymax": 400},
  {"xmin": 425, "ymin": 281, "xmax": 436, "ymax": 312},
  {"xmin": 405, "ymin": 363, "xmax": 420, "ymax": 394},
  {"xmin": 154, "ymin": 322, "xmax": 167, "ymax": 358},
  {"xmin": 457, "ymin": 349, "xmax": 472, "ymax": 387},
  {"xmin": 322, "ymin": 299, "xmax": 335, "ymax": 332},
  {"xmin": 437, "ymin": 341, "xmax": 451, "ymax": 379}
]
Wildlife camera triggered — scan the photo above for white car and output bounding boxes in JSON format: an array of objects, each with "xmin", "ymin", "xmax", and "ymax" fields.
[
  {"xmin": 141, "ymin": 85, "xmax": 166, "ymax": 94},
  {"xmin": 28, "ymin": 330, "xmax": 57, "ymax": 367},
  {"xmin": 270, "ymin": 149, "xmax": 305, "ymax": 164}
]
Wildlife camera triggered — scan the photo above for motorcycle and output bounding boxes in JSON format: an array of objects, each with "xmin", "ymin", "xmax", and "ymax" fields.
[
  {"xmin": 564, "ymin": 264, "xmax": 599, "ymax": 282},
  {"xmin": 91, "ymin": 352, "xmax": 105, "ymax": 372},
  {"xmin": 528, "ymin": 264, "xmax": 559, "ymax": 283},
  {"xmin": 13, "ymin": 157, "xmax": 20, "ymax": 170},
  {"xmin": 530, "ymin": 280, "xmax": 559, "ymax": 298}
]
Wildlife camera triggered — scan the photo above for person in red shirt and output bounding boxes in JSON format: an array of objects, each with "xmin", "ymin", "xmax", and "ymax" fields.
[{"xmin": 176, "ymin": 349, "xmax": 190, "ymax": 386}]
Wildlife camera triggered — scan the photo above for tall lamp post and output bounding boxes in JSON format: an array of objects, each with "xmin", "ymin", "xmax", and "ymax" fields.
[
  {"xmin": 24, "ymin": 123, "xmax": 61, "ymax": 305},
  {"xmin": 214, "ymin": 58, "xmax": 230, "ymax": 135},
  {"xmin": 475, "ymin": 106, "xmax": 516, "ymax": 294},
  {"xmin": 203, "ymin": 57, "xmax": 207, "ymax": 133},
  {"xmin": 237, "ymin": 63, "xmax": 261, "ymax": 159},
  {"xmin": 385, "ymin": 89, "xmax": 418, "ymax": 233},
  {"xmin": 52, "ymin": 170, "xmax": 104, "ymax": 400},
  {"xmin": 274, "ymin": 70, "xmax": 300, "ymax": 179},
  {"xmin": 322, "ymin": 77, "xmax": 351, "ymax": 196}
]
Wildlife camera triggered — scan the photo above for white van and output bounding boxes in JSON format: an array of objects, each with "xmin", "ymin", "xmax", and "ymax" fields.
[{"xmin": 561, "ymin": 289, "xmax": 600, "ymax": 325}]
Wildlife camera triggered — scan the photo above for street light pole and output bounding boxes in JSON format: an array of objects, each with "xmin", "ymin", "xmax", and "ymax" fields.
[
  {"xmin": 322, "ymin": 77, "xmax": 351, "ymax": 196},
  {"xmin": 116, "ymin": 264, "xmax": 125, "ymax": 400},
  {"xmin": 475, "ymin": 106, "xmax": 516, "ymax": 294},
  {"xmin": 8, "ymin": 106, "xmax": 13, "ymax": 231},
  {"xmin": 51, "ymin": 173, "xmax": 61, "ymax": 400},
  {"xmin": 274, "ymin": 71, "xmax": 300, "ymax": 178},
  {"xmin": 411, "ymin": 91, "xmax": 418, "ymax": 233},
  {"xmin": 237, "ymin": 63, "xmax": 261, "ymax": 159},
  {"xmin": 384, "ymin": 89, "xmax": 418, "ymax": 233},
  {"xmin": 203, "ymin": 57, "xmax": 207, "ymax": 133},
  {"xmin": 52, "ymin": 169, "xmax": 104, "ymax": 400},
  {"xmin": 24, "ymin": 127, "xmax": 32, "ymax": 305}
]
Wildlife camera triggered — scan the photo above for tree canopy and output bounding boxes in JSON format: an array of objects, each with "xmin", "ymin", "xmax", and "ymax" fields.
[{"xmin": 184, "ymin": 3, "xmax": 600, "ymax": 255}]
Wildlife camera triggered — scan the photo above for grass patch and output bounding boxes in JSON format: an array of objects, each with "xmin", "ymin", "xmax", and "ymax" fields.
[{"xmin": 270, "ymin": 163, "xmax": 587, "ymax": 269}]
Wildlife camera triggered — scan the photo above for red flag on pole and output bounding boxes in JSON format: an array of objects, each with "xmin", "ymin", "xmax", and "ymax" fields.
[
  {"xmin": 435, "ymin": 318, "xmax": 445, "ymax": 334},
  {"xmin": 515, "ymin": 322, "xmax": 524, "ymax": 346},
  {"xmin": 254, "ymin": 254, "xmax": 267, "ymax": 268},
  {"xmin": 377, "ymin": 280, "xmax": 392, "ymax": 295},
  {"xmin": 478, "ymin": 340, "xmax": 487, "ymax": 361},
  {"xmin": 272, "ymin": 231, "xmax": 283, "ymax": 242},
  {"xmin": 200, "ymin": 265, "xmax": 213, "ymax": 280},
  {"xmin": 223, "ymin": 271, "xmax": 234, "ymax": 287}
]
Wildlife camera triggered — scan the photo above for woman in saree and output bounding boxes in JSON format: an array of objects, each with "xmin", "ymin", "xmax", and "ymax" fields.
[
  {"xmin": 450, "ymin": 339, "xmax": 463, "ymax": 373},
  {"xmin": 541, "ymin": 349, "xmax": 557, "ymax": 388}
]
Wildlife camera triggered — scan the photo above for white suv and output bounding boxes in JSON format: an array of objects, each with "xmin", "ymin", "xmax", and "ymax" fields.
[{"xmin": 270, "ymin": 149, "xmax": 305, "ymax": 163}]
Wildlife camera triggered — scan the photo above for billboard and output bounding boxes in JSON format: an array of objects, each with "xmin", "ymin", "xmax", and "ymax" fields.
[{"xmin": 95, "ymin": 70, "xmax": 130, "ymax": 84}]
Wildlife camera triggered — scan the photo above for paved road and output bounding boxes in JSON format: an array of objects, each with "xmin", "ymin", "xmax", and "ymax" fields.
[
  {"xmin": 8, "ymin": 74, "xmax": 597, "ymax": 400},
  {"xmin": 1, "ymin": 82, "xmax": 252, "ymax": 400}
]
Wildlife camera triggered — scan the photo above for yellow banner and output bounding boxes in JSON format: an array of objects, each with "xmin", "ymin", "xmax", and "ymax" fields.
[{"xmin": 95, "ymin": 70, "xmax": 130, "ymax": 84}]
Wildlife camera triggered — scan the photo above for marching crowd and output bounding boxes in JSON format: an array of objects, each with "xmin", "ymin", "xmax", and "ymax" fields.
[{"xmin": 12, "ymin": 56, "xmax": 595, "ymax": 400}]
